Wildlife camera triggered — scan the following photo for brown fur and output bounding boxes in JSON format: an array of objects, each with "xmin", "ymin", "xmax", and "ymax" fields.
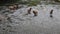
[
  {"xmin": 50, "ymin": 9, "xmax": 53, "ymax": 14},
  {"xmin": 27, "ymin": 8, "xmax": 32, "ymax": 14},
  {"xmin": 33, "ymin": 10, "xmax": 38, "ymax": 16},
  {"xmin": 50, "ymin": 9, "xmax": 53, "ymax": 18}
]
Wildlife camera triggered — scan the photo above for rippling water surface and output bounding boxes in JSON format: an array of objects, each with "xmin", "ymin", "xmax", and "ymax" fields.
[{"xmin": 0, "ymin": 4, "xmax": 60, "ymax": 34}]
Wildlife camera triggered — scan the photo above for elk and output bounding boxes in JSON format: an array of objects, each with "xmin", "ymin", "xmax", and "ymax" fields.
[
  {"xmin": 50, "ymin": 9, "xmax": 53, "ymax": 18},
  {"xmin": 33, "ymin": 10, "xmax": 38, "ymax": 16},
  {"xmin": 25, "ymin": 8, "xmax": 32, "ymax": 15},
  {"xmin": 27, "ymin": 8, "xmax": 32, "ymax": 14}
]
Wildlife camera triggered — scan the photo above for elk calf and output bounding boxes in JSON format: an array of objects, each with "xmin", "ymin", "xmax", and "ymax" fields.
[
  {"xmin": 33, "ymin": 10, "xmax": 38, "ymax": 16},
  {"xmin": 27, "ymin": 8, "xmax": 32, "ymax": 14},
  {"xmin": 25, "ymin": 8, "xmax": 32, "ymax": 15},
  {"xmin": 50, "ymin": 9, "xmax": 53, "ymax": 18}
]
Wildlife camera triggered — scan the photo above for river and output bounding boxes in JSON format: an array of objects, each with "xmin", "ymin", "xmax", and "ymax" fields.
[{"xmin": 0, "ymin": 4, "xmax": 60, "ymax": 34}]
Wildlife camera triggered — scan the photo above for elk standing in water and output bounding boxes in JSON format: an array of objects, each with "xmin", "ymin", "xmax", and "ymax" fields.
[
  {"xmin": 25, "ymin": 8, "xmax": 32, "ymax": 15},
  {"xmin": 28, "ymin": 8, "xmax": 32, "ymax": 14},
  {"xmin": 26, "ymin": 8, "xmax": 32, "ymax": 15},
  {"xmin": 50, "ymin": 9, "xmax": 53, "ymax": 18},
  {"xmin": 33, "ymin": 10, "xmax": 38, "ymax": 16}
]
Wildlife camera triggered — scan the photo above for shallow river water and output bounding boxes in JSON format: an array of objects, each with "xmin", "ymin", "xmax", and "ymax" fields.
[{"xmin": 0, "ymin": 4, "xmax": 60, "ymax": 34}]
